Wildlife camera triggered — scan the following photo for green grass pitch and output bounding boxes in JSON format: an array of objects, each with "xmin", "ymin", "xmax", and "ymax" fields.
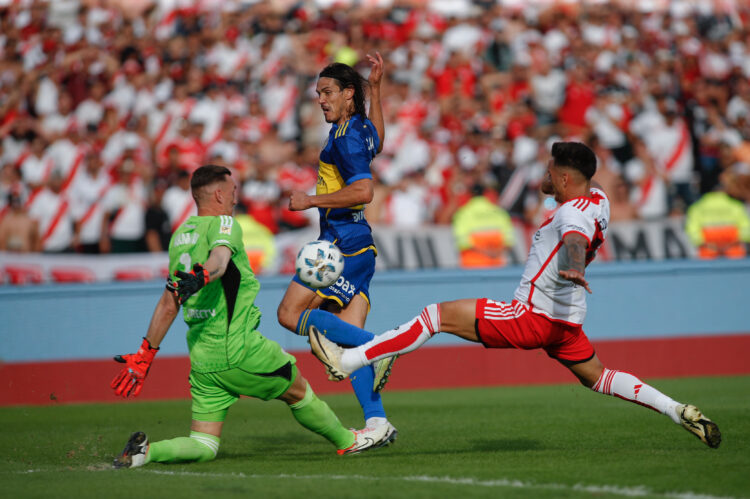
[{"xmin": 2, "ymin": 376, "xmax": 748, "ymax": 499}]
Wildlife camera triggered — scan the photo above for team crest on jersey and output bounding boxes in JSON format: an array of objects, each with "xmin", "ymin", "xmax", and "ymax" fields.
[{"xmin": 219, "ymin": 215, "xmax": 233, "ymax": 234}]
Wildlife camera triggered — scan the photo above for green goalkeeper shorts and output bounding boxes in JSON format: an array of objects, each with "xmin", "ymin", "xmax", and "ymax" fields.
[{"xmin": 189, "ymin": 339, "xmax": 297, "ymax": 422}]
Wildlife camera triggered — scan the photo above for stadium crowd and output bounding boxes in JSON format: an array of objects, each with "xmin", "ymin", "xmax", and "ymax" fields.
[{"xmin": 1, "ymin": 0, "xmax": 750, "ymax": 256}]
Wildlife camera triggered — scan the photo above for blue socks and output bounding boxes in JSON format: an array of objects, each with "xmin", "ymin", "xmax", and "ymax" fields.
[
  {"xmin": 350, "ymin": 365, "xmax": 386, "ymax": 420},
  {"xmin": 297, "ymin": 309, "xmax": 375, "ymax": 346},
  {"xmin": 296, "ymin": 308, "xmax": 385, "ymax": 421}
]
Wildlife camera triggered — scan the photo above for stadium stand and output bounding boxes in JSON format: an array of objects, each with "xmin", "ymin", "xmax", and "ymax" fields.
[{"xmin": 0, "ymin": 0, "xmax": 748, "ymax": 271}]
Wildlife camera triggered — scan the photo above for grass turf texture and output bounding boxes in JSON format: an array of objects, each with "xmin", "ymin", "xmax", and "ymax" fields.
[{"xmin": 1, "ymin": 376, "xmax": 748, "ymax": 499}]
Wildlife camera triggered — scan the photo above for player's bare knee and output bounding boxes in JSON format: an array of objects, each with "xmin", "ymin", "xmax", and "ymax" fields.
[
  {"xmin": 278, "ymin": 375, "xmax": 309, "ymax": 405},
  {"xmin": 566, "ymin": 356, "xmax": 604, "ymax": 388}
]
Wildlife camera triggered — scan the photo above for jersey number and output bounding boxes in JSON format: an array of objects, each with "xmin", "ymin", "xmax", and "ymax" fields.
[{"xmin": 179, "ymin": 252, "xmax": 191, "ymax": 272}]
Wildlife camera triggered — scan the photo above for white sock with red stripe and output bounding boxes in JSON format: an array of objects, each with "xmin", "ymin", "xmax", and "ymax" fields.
[
  {"xmin": 341, "ymin": 304, "xmax": 441, "ymax": 373},
  {"xmin": 592, "ymin": 368, "xmax": 681, "ymax": 424}
]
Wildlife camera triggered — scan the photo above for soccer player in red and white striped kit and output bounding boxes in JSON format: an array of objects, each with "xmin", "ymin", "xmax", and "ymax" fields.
[{"xmin": 310, "ymin": 141, "xmax": 721, "ymax": 449}]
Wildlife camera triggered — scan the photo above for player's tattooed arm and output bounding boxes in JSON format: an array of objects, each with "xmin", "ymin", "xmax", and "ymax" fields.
[{"xmin": 559, "ymin": 232, "xmax": 592, "ymax": 293}]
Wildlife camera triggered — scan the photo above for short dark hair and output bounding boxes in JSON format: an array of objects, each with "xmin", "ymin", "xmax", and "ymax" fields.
[
  {"xmin": 319, "ymin": 63, "xmax": 368, "ymax": 118},
  {"xmin": 551, "ymin": 142, "xmax": 597, "ymax": 180},
  {"xmin": 190, "ymin": 164, "xmax": 231, "ymax": 201}
]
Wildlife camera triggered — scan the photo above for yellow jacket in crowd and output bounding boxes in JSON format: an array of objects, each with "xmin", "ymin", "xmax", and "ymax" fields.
[
  {"xmin": 685, "ymin": 191, "xmax": 750, "ymax": 259},
  {"xmin": 452, "ymin": 196, "xmax": 516, "ymax": 268}
]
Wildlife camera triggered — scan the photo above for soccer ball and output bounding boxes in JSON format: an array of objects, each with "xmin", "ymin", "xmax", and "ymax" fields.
[{"xmin": 295, "ymin": 240, "xmax": 344, "ymax": 288}]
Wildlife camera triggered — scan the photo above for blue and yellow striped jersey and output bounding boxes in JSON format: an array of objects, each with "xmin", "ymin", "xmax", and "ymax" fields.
[{"xmin": 317, "ymin": 113, "xmax": 379, "ymax": 254}]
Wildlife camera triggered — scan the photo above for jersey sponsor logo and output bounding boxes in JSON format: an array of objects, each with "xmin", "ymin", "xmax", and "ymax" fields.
[
  {"xmin": 333, "ymin": 275, "xmax": 357, "ymax": 297},
  {"xmin": 185, "ymin": 308, "xmax": 217, "ymax": 319},
  {"xmin": 173, "ymin": 232, "xmax": 199, "ymax": 247}
]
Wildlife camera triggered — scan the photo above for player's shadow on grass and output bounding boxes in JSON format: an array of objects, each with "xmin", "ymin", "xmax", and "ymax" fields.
[
  {"xmin": 222, "ymin": 433, "xmax": 544, "ymax": 460},
  {"xmin": 470, "ymin": 438, "xmax": 543, "ymax": 452}
]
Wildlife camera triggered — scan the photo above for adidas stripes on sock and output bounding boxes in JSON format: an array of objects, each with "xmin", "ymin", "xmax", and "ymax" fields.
[
  {"xmin": 592, "ymin": 368, "xmax": 681, "ymax": 424},
  {"xmin": 342, "ymin": 304, "xmax": 441, "ymax": 372}
]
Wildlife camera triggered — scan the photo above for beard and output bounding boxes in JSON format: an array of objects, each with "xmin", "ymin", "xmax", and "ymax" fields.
[{"xmin": 540, "ymin": 178, "xmax": 554, "ymax": 195}]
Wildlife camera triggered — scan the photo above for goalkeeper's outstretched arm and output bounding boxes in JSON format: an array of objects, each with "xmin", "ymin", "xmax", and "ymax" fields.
[
  {"xmin": 144, "ymin": 289, "xmax": 180, "ymax": 349},
  {"xmin": 111, "ymin": 290, "xmax": 178, "ymax": 397},
  {"xmin": 145, "ymin": 245, "xmax": 233, "ymax": 349}
]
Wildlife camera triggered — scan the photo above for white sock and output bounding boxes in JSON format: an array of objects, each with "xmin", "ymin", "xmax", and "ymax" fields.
[
  {"xmin": 592, "ymin": 368, "xmax": 681, "ymax": 424},
  {"xmin": 341, "ymin": 304, "xmax": 441, "ymax": 373},
  {"xmin": 366, "ymin": 417, "xmax": 387, "ymax": 428}
]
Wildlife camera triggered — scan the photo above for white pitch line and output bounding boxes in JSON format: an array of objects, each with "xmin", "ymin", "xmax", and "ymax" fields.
[
  {"xmin": 134, "ymin": 470, "xmax": 737, "ymax": 499},
  {"xmin": 7, "ymin": 469, "xmax": 738, "ymax": 499}
]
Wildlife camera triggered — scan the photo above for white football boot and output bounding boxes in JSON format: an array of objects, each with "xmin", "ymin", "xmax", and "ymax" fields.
[
  {"xmin": 372, "ymin": 422, "xmax": 398, "ymax": 448},
  {"xmin": 309, "ymin": 326, "xmax": 351, "ymax": 381},
  {"xmin": 337, "ymin": 425, "xmax": 390, "ymax": 455}
]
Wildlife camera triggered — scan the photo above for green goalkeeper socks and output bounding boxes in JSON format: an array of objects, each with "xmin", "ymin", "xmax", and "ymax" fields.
[
  {"xmin": 289, "ymin": 383, "xmax": 355, "ymax": 450},
  {"xmin": 146, "ymin": 431, "xmax": 220, "ymax": 464}
]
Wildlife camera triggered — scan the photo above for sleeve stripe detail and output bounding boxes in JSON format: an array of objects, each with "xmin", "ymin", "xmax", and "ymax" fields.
[{"xmin": 220, "ymin": 215, "xmax": 234, "ymax": 228}]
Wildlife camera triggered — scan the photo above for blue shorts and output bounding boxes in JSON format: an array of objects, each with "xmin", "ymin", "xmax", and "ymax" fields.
[{"xmin": 293, "ymin": 245, "xmax": 376, "ymax": 308}]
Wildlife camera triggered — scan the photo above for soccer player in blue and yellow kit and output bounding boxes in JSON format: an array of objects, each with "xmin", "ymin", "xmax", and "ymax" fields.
[
  {"xmin": 111, "ymin": 165, "xmax": 391, "ymax": 468},
  {"xmin": 277, "ymin": 53, "xmax": 397, "ymax": 444}
]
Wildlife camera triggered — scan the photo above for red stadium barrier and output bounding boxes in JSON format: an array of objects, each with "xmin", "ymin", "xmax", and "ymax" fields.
[
  {"xmin": 113, "ymin": 268, "xmax": 154, "ymax": 281},
  {"xmin": 3, "ymin": 265, "xmax": 44, "ymax": 285},
  {"xmin": 1, "ymin": 334, "xmax": 748, "ymax": 406},
  {"xmin": 50, "ymin": 267, "xmax": 97, "ymax": 283}
]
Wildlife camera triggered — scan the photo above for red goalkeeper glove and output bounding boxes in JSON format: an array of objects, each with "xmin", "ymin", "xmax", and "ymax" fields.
[
  {"xmin": 111, "ymin": 337, "xmax": 159, "ymax": 398},
  {"xmin": 166, "ymin": 263, "xmax": 209, "ymax": 305}
]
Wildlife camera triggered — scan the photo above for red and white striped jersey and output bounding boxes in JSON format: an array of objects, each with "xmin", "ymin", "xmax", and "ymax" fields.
[{"xmin": 514, "ymin": 187, "xmax": 610, "ymax": 325}]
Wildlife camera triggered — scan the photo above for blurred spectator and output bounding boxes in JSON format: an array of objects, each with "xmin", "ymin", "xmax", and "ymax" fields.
[
  {"xmin": 100, "ymin": 159, "xmax": 147, "ymax": 253},
  {"xmin": 19, "ymin": 132, "xmax": 52, "ymax": 191},
  {"xmin": 144, "ymin": 179, "xmax": 172, "ymax": 252},
  {"xmin": 236, "ymin": 212, "xmax": 276, "ymax": 274},
  {"xmin": 452, "ymin": 184, "xmax": 515, "ymax": 268},
  {"xmin": 383, "ymin": 171, "xmax": 434, "ymax": 228},
  {"xmin": 0, "ymin": 192, "xmax": 38, "ymax": 252},
  {"xmin": 0, "ymin": 0, "xmax": 748, "ymax": 259},
  {"xmin": 161, "ymin": 169, "xmax": 196, "ymax": 233},
  {"xmin": 27, "ymin": 170, "xmax": 74, "ymax": 253},
  {"xmin": 69, "ymin": 150, "xmax": 110, "ymax": 253},
  {"xmin": 685, "ymin": 165, "xmax": 750, "ymax": 260},
  {"xmin": 625, "ymin": 138, "xmax": 670, "ymax": 221}
]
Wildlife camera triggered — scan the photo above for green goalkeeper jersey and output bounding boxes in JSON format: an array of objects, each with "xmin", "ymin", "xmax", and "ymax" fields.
[{"xmin": 169, "ymin": 214, "xmax": 266, "ymax": 373}]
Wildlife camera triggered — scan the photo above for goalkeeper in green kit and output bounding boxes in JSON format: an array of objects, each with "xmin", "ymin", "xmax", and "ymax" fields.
[{"xmin": 111, "ymin": 165, "xmax": 390, "ymax": 468}]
